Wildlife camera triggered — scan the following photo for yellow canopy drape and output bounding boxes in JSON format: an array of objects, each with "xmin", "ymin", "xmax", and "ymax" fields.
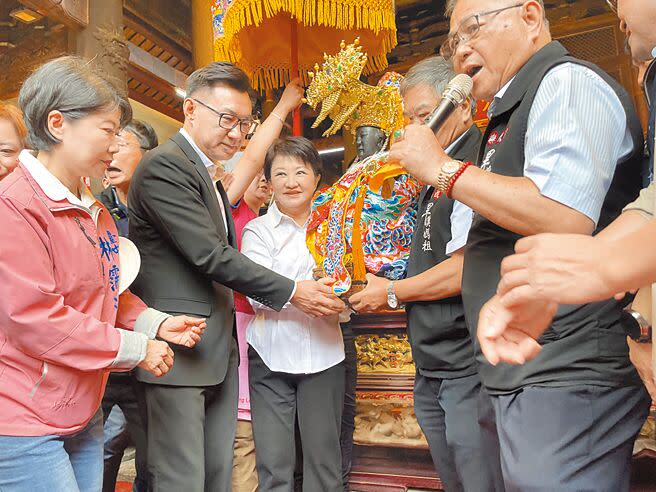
[{"xmin": 212, "ymin": 0, "xmax": 397, "ymax": 90}]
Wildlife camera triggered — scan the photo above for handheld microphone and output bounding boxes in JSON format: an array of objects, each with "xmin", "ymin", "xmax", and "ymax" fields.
[{"xmin": 426, "ymin": 74, "xmax": 474, "ymax": 134}]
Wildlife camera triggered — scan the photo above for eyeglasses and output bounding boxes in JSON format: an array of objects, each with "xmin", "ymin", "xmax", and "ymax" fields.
[
  {"xmin": 606, "ymin": 0, "xmax": 617, "ymax": 13},
  {"xmin": 440, "ymin": 3, "xmax": 524, "ymax": 60},
  {"xmin": 116, "ymin": 134, "xmax": 150, "ymax": 152},
  {"xmin": 191, "ymin": 98, "xmax": 258, "ymax": 136},
  {"xmin": 407, "ymin": 112, "xmax": 434, "ymax": 125}
]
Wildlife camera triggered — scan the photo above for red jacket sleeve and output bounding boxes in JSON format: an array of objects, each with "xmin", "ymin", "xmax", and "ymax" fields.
[{"xmin": 0, "ymin": 198, "xmax": 122, "ymax": 371}]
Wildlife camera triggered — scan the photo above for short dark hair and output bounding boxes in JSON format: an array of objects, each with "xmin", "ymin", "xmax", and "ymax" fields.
[
  {"xmin": 124, "ymin": 119, "xmax": 158, "ymax": 151},
  {"xmin": 264, "ymin": 136, "xmax": 322, "ymax": 181},
  {"xmin": 19, "ymin": 56, "xmax": 132, "ymax": 151},
  {"xmin": 186, "ymin": 62, "xmax": 255, "ymax": 102}
]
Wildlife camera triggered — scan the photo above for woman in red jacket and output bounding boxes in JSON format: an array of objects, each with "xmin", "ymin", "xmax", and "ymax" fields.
[{"xmin": 0, "ymin": 56, "xmax": 205, "ymax": 491}]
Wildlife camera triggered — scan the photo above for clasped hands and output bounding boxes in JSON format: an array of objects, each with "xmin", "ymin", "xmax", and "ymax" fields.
[
  {"xmin": 291, "ymin": 277, "xmax": 346, "ymax": 317},
  {"xmin": 138, "ymin": 315, "xmax": 207, "ymax": 378}
]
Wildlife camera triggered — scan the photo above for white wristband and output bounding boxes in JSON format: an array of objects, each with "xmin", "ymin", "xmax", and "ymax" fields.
[{"xmin": 270, "ymin": 112, "xmax": 286, "ymax": 124}]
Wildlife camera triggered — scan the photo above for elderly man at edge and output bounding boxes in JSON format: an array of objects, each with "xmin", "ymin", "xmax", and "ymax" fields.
[{"xmin": 389, "ymin": 1, "xmax": 649, "ymax": 490}]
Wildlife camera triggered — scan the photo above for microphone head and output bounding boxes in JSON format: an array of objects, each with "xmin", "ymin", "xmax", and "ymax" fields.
[{"xmin": 442, "ymin": 74, "xmax": 473, "ymax": 105}]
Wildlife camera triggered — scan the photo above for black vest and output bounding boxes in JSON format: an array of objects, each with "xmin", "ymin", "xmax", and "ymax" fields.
[
  {"xmin": 462, "ymin": 42, "xmax": 644, "ymax": 394},
  {"xmin": 406, "ymin": 125, "xmax": 482, "ymax": 377}
]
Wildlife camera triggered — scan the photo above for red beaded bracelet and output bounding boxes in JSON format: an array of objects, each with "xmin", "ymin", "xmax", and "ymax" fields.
[{"xmin": 445, "ymin": 161, "xmax": 472, "ymax": 198}]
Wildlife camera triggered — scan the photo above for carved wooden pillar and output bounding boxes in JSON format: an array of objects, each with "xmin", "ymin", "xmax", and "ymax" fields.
[
  {"xmin": 191, "ymin": 0, "xmax": 214, "ymax": 69},
  {"xmin": 68, "ymin": 0, "xmax": 128, "ymax": 94}
]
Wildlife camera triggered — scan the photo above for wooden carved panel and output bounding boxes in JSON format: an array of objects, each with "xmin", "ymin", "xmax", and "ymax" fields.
[
  {"xmin": 354, "ymin": 391, "xmax": 428, "ymax": 449},
  {"xmin": 351, "ymin": 313, "xmax": 429, "ymax": 451},
  {"xmin": 355, "ymin": 334, "xmax": 415, "ymax": 375}
]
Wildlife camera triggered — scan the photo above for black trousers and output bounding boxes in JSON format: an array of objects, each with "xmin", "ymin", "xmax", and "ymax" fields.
[
  {"xmin": 249, "ymin": 346, "xmax": 345, "ymax": 492},
  {"xmin": 413, "ymin": 371, "xmax": 505, "ymax": 492},
  {"xmin": 483, "ymin": 383, "xmax": 650, "ymax": 491},
  {"xmin": 101, "ymin": 375, "xmax": 149, "ymax": 492},
  {"xmin": 294, "ymin": 322, "xmax": 357, "ymax": 492},
  {"xmin": 142, "ymin": 341, "xmax": 239, "ymax": 492}
]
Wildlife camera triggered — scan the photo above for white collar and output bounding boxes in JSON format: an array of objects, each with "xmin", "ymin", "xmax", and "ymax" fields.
[
  {"xmin": 267, "ymin": 201, "xmax": 306, "ymax": 229},
  {"xmin": 19, "ymin": 150, "xmax": 96, "ymax": 209},
  {"xmin": 494, "ymin": 76, "xmax": 515, "ymax": 100},
  {"xmin": 445, "ymin": 127, "xmax": 470, "ymax": 154},
  {"xmin": 179, "ymin": 128, "xmax": 215, "ymax": 170},
  {"xmin": 487, "ymin": 76, "xmax": 515, "ymax": 118},
  {"xmin": 652, "ymin": 46, "xmax": 656, "ymax": 58}
]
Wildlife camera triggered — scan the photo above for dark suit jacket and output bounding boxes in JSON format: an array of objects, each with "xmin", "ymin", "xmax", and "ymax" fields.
[{"xmin": 128, "ymin": 132, "xmax": 295, "ymax": 386}]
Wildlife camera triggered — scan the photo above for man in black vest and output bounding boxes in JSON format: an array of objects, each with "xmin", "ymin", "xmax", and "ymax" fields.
[
  {"xmin": 350, "ymin": 56, "xmax": 502, "ymax": 492},
  {"xmin": 474, "ymin": 1, "xmax": 656, "ymax": 372},
  {"xmin": 390, "ymin": 1, "xmax": 649, "ymax": 490}
]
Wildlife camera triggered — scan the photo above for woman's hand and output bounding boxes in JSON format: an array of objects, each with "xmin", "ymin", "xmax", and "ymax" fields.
[
  {"xmin": 276, "ymin": 78, "xmax": 305, "ymax": 116},
  {"xmin": 158, "ymin": 315, "xmax": 207, "ymax": 348},
  {"xmin": 138, "ymin": 340, "xmax": 174, "ymax": 377}
]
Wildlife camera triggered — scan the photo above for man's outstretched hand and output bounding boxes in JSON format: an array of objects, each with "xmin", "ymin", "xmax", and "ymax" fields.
[
  {"xmin": 497, "ymin": 233, "xmax": 614, "ymax": 304},
  {"xmin": 477, "ymin": 294, "xmax": 557, "ymax": 366},
  {"xmin": 158, "ymin": 315, "xmax": 207, "ymax": 348},
  {"xmin": 348, "ymin": 273, "xmax": 388, "ymax": 313},
  {"xmin": 291, "ymin": 278, "xmax": 345, "ymax": 317}
]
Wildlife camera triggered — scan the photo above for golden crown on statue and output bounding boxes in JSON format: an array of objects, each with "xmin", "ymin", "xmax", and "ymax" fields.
[{"xmin": 303, "ymin": 38, "xmax": 404, "ymax": 137}]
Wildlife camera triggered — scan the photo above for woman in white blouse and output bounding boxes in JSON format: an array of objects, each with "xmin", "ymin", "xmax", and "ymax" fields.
[{"xmin": 241, "ymin": 136, "xmax": 345, "ymax": 492}]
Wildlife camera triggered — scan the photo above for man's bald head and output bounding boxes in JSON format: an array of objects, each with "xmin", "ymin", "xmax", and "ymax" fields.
[
  {"xmin": 617, "ymin": 0, "xmax": 656, "ymax": 63},
  {"xmin": 445, "ymin": 0, "xmax": 546, "ymax": 19},
  {"xmin": 443, "ymin": 0, "xmax": 551, "ymax": 100}
]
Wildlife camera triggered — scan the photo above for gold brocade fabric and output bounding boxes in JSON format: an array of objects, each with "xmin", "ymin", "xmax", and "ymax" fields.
[{"xmin": 212, "ymin": 0, "xmax": 397, "ymax": 90}]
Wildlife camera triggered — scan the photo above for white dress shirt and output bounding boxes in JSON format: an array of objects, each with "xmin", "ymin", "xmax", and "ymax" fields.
[
  {"xmin": 241, "ymin": 202, "xmax": 344, "ymax": 374},
  {"xmin": 488, "ymin": 63, "xmax": 633, "ymax": 226},
  {"xmin": 178, "ymin": 128, "xmax": 229, "ymax": 232},
  {"xmin": 444, "ymin": 132, "xmax": 475, "ymax": 255}
]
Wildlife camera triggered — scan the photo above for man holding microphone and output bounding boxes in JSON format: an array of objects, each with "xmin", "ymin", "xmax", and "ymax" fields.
[{"xmin": 391, "ymin": 0, "xmax": 648, "ymax": 489}]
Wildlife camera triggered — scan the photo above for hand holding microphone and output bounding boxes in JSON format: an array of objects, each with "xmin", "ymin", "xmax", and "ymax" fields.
[{"xmin": 390, "ymin": 74, "xmax": 473, "ymax": 186}]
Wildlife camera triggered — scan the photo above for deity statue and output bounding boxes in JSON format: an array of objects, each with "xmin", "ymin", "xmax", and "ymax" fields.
[
  {"xmin": 355, "ymin": 126, "xmax": 386, "ymax": 161},
  {"xmin": 304, "ymin": 39, "xmax": 421, "ymax": 297}
]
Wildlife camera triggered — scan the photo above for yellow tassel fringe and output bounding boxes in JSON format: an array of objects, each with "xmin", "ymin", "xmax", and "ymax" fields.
[{"xmin": 214, "ymin": 0, "xmax": 397, "ymax": 90}]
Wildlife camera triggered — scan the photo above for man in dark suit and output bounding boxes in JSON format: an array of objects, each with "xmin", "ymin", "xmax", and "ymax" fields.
[{"xmin": 128, "ymin": 62, "xmax": 344, "ymax": 492}]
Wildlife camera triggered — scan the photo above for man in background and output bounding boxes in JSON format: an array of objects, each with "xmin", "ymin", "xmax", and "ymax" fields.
[{"xmin": 97, "ymin": 119, "xmax": 159, "ymax": 492}]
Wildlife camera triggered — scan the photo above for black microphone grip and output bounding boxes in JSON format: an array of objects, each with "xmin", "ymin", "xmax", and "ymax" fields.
[{"xmin": 426, "ymin": 98, "xmax": 458, "ymax": 134}]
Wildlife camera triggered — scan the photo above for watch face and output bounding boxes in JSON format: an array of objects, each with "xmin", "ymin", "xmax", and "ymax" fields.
[
  {"xmin": 388, "ymin": 296, "xmax": 399, "ymax": 309},
  {"xmin": 442, "ymin": 161, "xmax": 460, "ymax": 174}
]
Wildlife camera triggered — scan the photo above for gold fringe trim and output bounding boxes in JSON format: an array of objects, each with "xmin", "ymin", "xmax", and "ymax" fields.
[{"xmin": 213, "ymin": 0, "xmax": 397, "ymax": 90}]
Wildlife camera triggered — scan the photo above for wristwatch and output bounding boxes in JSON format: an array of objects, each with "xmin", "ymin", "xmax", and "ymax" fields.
[
  {"xmin": 436, "ymin": 160, "xmax": 464, "ymax": 194},
  {"xmin": 387, "ymin": 281, "xmax": 400, "ymax": 310},
  {"xmin": 625, "ymin": 308, "xmax": 652, "ymax": 343}
]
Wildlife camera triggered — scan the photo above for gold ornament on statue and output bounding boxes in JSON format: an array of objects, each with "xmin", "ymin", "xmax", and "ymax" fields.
[{"xmin": 303, "ymin": 38, "xmax": 404, "ymax": 137}]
